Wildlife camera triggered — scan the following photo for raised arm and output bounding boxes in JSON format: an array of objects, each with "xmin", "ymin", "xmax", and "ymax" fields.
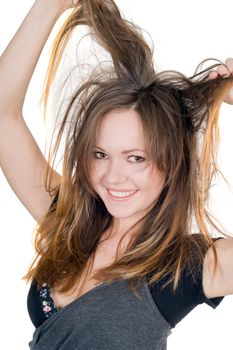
[{"xmin": 0, "ymin": 0, "xmax": 77, "ymax": 222}]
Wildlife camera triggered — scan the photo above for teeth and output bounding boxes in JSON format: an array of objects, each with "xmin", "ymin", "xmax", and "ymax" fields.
[{"xmin": 109, "ymin": 190, "xmax": 136, "ymax": 197}]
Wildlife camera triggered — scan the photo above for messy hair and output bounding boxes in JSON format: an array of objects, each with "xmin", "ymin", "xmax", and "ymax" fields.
[{"xmin": 24, "ymin": 0, "xmax": 233, "ymax": 296}]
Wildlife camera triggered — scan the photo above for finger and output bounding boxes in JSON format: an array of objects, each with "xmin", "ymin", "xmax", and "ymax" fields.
[
  {"xmin": 208, "ymin": 71, "xmax": 219, "ymax": 80},
  {"xmin": 225, "ymin": 58, "xmax": 233, "ymax": 74},
  {"xmin": 216, "ymin": 65, "xmax": 231, "ymax": 77}
]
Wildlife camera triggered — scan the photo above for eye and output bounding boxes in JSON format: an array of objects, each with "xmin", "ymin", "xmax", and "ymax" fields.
[
  {"xmin": 128, "ymin": 155, "xmax": 145, "ymax": 163},
  {"xmin": 93, "ymin": 151, "xmax": 145, "ymax": 163},
  {"xmin": 94, "ymin": 151, "xmax": 107, "ymax": 159}
]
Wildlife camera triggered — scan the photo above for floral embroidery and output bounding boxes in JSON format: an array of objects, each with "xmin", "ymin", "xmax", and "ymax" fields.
[{"xmin": 39, "ymin": 283, "xmax": 58, "ymax": 319}]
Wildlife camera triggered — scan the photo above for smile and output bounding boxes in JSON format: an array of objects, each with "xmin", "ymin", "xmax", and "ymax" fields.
[{"xmin": 107, "ymin": 189, "xmax": 138, "ymax": 201}]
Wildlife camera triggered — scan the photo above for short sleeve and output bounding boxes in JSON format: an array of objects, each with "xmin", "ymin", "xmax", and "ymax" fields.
[
  {"xmin": 148, "ymin": 234, "xmax": 225, "ymax": 328},
  {"xmin": 197, "ymin": 286, "xmax": 224, "ymax": 308},
  {"xmin": 195, "ymin": 236, "xmax": 225, "ymax": 309}
]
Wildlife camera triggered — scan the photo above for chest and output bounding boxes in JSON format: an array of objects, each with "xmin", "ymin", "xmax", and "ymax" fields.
[
  {"xmin": 50, "ymin": 241, "xmax": 121, "ymax": 309},
  {"xmin": 30, "ymin": 278, "xmax": 172, "ymax": 350}
]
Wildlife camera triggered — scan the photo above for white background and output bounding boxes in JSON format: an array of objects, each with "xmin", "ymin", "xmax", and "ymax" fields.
[{"xmin": 0, "ymin": 0, "xmax": 233, "ymax": 349}]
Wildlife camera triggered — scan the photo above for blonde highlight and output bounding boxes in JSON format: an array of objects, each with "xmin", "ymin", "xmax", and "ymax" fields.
[{"xmin": 23, "ymin": 0, "xmax": 233, "ymax": 297}]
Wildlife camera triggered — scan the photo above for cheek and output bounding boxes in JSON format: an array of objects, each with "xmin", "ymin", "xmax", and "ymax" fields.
[
  {"xmin": 90, "ymin": 162, "xmax": 103, "ymax": 188},
  {"xmin": 144, "ymin": 167, "xmax": 165, "ymax": 192}
]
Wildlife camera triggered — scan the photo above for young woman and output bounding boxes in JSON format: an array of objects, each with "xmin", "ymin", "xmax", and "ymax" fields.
[{"xmin": 0, "ymin": 0, "xmax": 233, "ymax": 349}]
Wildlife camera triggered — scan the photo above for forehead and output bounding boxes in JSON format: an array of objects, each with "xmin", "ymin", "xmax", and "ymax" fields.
[{"xmin": 95, "ymin": 108, "xmax": 146, "ymax": 150}]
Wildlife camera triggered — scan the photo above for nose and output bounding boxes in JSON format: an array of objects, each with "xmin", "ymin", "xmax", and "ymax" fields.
[{"xmin": 104, "ymin": 158, "xmax": 128, "ymax": 184}]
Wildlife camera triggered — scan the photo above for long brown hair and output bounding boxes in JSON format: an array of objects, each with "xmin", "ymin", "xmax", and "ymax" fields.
[{"xmin": 23, "ymin": 0, "xmax": 233, "ymax": 296}]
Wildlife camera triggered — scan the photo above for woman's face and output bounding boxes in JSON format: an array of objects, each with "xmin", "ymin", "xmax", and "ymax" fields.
[{"xmin": 90, "ymin": 108, "xmax": 165, "ymax": 234}]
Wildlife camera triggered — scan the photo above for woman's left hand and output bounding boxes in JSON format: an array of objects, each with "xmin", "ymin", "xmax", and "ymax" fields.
[{"xmin": 208, "ymin": 58, "xmax": 233, "ymax": 105}]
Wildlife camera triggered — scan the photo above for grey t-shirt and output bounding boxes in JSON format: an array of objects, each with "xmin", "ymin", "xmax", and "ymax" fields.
[
  {"xmin": 29, "ymin": 278, "xmax": 172, "ymax": 350},
  {"xmin": 27, "ymin": 190, "xmax": 224, "ymax": 348}
]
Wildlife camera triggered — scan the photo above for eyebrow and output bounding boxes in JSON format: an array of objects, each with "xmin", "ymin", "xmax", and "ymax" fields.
[{"xmin": 94, "ymin": 146, "xmax": 147, "ymax": 154}]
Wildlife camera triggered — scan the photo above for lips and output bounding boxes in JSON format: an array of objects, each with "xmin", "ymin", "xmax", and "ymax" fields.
[{"xmin": 107, "ymin": 188, "xmax": 138, "ymax": 201}]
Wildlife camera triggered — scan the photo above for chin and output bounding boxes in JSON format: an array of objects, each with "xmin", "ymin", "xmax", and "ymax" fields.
[{"xmin": 106, "ymin": 206, "xmax": 140, "ymax": 217}]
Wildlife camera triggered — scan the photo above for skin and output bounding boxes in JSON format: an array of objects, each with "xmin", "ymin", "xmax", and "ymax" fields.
[
  {"xmin": 57, "ymin": 0, "xmax": 79, "ymax": 12},
  {"xmin": 209, "ymin": 57, "xmax": 233, "ymax": 104},
  {"xmin": 90, "ymin": 108, "xmax": 165, "ymax": 239}
]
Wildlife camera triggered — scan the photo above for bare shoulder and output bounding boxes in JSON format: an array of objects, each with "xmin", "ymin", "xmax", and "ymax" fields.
[{"xmin": 203, "ymin": 237, "xmax": 233, "ymax": 298}]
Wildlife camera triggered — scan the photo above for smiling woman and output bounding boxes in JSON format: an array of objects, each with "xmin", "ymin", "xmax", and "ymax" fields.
[
  {"xmin": 0, "ymin": 0, "xmax": 233, "ymax": 349},
  {"xmin": 90, "ymin": 108, "xmax": 165, "ymax": 237}
]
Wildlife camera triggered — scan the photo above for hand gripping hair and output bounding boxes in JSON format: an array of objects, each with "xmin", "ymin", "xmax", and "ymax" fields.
[{"xmin": 24, "ymin": 0, "xmax": 233, "ymax": 294}]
